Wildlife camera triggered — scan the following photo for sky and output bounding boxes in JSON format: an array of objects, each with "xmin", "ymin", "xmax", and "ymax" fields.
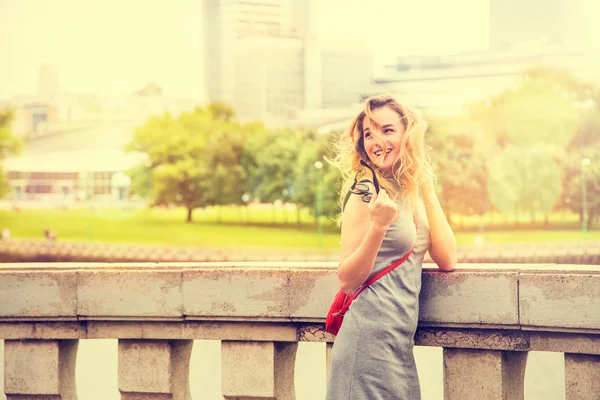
[
  {"xmin": 0, "ymin": 0, "xmax": 207, "ymax": 100},
  {"xmin": 0, "ymin": 0, "xmax": 490, "ymax": 101},
  {"xmin": 0, "ymin": 0, "xmax": 597, "ymax": 102}
]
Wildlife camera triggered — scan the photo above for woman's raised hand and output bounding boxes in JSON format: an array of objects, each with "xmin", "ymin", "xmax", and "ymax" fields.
[{"xmin": 368, "ymin": 189, "xmax": 399, "ymax": 230}]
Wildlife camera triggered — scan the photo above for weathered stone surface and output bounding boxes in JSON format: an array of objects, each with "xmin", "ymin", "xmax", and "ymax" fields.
[
  {"xmin": 415, "ymin": 328, "xmax": 530, "ymax": 351},
  {"xmin": 221, "ymin": 341, "xmax": 297, "ymax": 399},
  {"xmin": 5, "ymin": 340, "xmax": 60, "ymax": 394},
  {"xmin": 78, "ymin": 270, "xmax": 182, "ymax": 319},
  {"xmin": 184, "ymin": 322, "xmax": 297, "ymax": 342},
  {"xmin": 4, "ymin": 339, "xmax": 77, "ymax": 399},
  {"xmin": 118, "ymin": 339, "xmax": 192, "ymax": 400},
  {"xmin": 288, "ymin": 269, "xmax": 337, "ymax": 319},
  {"xmin": 88, "ymin": 321, "xmax": 184, "ymax": 339},
  {"xmin": 222, "ymin": 341, "xmax": 275, "ymax": 398},
  {"xmin": 520, "ymin": 273, "xmax": 600, "ymax": 330},
  {"xmin": 118, "ymin": 340, "xmax": 170, "ymax": 392},
  {"xmin": 296, "ymin": 324, "xmax": 335, "ymax": 343},
  {"xmin": 564, "ymin": 353, "xmax": 600, "ymax": 400},
  {"xmin": 0, "ymin": 262, "xmax": 599, "ymax": 399},
  {"xmin": 0, "ymin": 322, "xmax": 85, "ymax": 339},
  {"xmin": 443, "ymin": 348, "xmax": 527, "ymax": 400},
  {"xmin": 183, "ymin": 268, "xmax": 290, "ymax": 318},
  {"xmin": 530, "ymin": 332, "xmax": 600, "ymax": 355},
  {"xmin": 325, "ymin": 342, "xmax": 333, "ymax": 384},
  {"xmin": 419, "ymin": 271, "xmax": 519, "ymax": 326},
  {"xmin": 0, "ymin": 271, "xmax": 77, "ymax": 318}
]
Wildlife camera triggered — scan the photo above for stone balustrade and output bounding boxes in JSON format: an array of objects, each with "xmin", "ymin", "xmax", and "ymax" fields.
[{"xmin": 0, "ymin": 262, "xmax": 599, "ymax": 399}]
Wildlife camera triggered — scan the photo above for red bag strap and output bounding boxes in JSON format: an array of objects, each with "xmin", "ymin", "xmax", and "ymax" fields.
[{"xmin": 351, "ymin": 211, "xmax": 418, "ymax": 299}]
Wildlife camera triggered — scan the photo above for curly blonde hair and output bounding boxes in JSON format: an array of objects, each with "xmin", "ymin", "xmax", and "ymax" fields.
[{"xmin": 330, "ymin": 95, "xmax": 434, "ymax": 213}]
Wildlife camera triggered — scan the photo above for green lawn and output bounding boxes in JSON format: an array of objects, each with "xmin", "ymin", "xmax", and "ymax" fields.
[
  {"xmin": 0, "ymin": 207, "xmax": 340, "ymax": 249},
  {"xmin": 1, "ymin": 207, "xmax": 598, "ymax": 249}
]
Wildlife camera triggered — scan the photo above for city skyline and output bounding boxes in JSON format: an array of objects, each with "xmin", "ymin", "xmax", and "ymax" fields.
[
  {"xmin": 1, "ymin": 0, "xmax": 598, "ymax": 102},
  {"xmin": 1, "ymin": 0, "xmax": 491, "ymax": 101}
]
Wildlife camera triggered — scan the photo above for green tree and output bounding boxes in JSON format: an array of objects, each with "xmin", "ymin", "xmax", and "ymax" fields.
[
  {"xmin": 518, "ymin": 68, "xmax": 600, "ymax": 227},
  {"xmin": 0, "ymin": 110, "xmax": 23, "ymax": 198},
  {"xmin": 126, "ymin": 163, "xmax": 152, "ymax": 198},
  {"xmin": 427, "ymin": 116, "xmax": 492, "ymax": 226},
  {"xmin": 238, "ymin": 121, "xmax": 269, "ymax": 203},
  {"xmin": 467, "ymin": 66, "xmax": 599, "ymax": 225},
  {"xmin": 293, "ymin": 131, "xmax": 342, "ymax": 221},
  {"xmin": 249, "ymin": 128, "xmax": 306, "ymax": 223},
  {"xmin": 202, "ymin": 122, "xmax": 251, "ymax": 221},
  {"xmin": 207, "ymin": 102, "xmax": 235, "ymax": 122},
  {"xmin": 126, "ymin": 105, "xmax": 243, "ymax": 223},
  {"xmin": 560, "ymin": 109, "xmax": 600, "ymax": 227}
]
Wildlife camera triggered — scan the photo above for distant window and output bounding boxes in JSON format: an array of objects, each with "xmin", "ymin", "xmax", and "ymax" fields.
[{"xmin": 31, "ymin": 110, "xmax": 48, "ymax": 132}]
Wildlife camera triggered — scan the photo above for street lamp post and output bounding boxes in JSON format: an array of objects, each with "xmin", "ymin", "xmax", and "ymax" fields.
[
  {"xmin": 241, "ymin": 193, "xmax": 250, "ymax": 224},
  {"xmin": 314, "ymin": 161, "xmax": 323, "ymax": 249},
  {"xmin": 581, "ymin": 158, "xmax": 592, "ymax": 233}
]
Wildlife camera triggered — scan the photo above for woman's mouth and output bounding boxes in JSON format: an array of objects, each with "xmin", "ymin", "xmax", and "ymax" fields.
[{"xmin": 374, "ymin": 149, "xmax": 392, "ymax": 157}]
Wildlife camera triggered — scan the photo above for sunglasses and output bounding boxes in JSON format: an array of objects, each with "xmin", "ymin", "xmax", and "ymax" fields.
[{"xmin": 350, "ymin": 160, "xmax": 380, "ymax": 203}]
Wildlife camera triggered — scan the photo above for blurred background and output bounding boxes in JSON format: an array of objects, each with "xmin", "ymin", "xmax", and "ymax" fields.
[
  {"xmin": 0, "ymin": 1, "xmax": 599, "ymax": 399},
  {"xmin": 0, "ymin": 0, "xmax": 599, "ymax": 261}
]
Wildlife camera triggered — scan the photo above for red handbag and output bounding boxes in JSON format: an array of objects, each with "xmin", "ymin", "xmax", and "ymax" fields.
[{"xmin": 325, "ymin": 247, "xmax": 414, "ymax": 335}]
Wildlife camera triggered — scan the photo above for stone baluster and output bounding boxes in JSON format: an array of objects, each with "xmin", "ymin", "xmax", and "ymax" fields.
[
  {"xmin": 443, "ymin": 348, "xmax": 528, "ymax": 400},
  {"xmin": 4, "ymin": 339, "xmax": 78, "ymax": 400},
  {"xmin": 325, "ymin": 342, "xmax": 333, "ymax": 383},
  {"xmin": 564, "ymin": 353, "xmax": 600, "ymax": 399},
  {"xmin": 118, "ymin": 339, "xmax": 193, "ymax": 400},
  {"xmin": 221, "ymin": 341, "xmax": 298, "ymax": 400}
]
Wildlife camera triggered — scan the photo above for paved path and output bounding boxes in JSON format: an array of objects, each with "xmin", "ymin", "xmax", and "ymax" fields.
[{"xmin": 0, "ymin": 239, "xmax": 599, "ymax": 264}]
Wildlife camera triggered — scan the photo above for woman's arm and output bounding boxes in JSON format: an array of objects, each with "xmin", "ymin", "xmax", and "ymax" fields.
[
  {"xmin": 422, "ymin": 184, "xmax": 457, "ymax": 271},
  {"xmin": 337, "ymin": 189, "xmax": 398, "ymax": 294}
]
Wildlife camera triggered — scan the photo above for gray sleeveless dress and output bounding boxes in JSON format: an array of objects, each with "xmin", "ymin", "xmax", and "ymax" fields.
[{"xmin": 326, "ymin": 197, "xmax": 431, "ymax": 400}]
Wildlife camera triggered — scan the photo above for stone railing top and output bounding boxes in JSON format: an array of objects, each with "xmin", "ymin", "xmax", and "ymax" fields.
[
  {"xmin": 1, "ymin": 261, "xmax": 599, "ymax": 272},
  {"xmin": 0, "ymin": 262, "xmax": 599, "ymax": 335}
]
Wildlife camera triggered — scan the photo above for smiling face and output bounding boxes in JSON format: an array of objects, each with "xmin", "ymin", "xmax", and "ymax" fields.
[{"xmin": 361, "ymin": 106, "xmax": 406, "ymax": 171}]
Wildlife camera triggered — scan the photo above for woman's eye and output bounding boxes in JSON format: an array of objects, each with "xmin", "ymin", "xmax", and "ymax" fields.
[
  {"xmin": 384, "ymin": 129, "xmax": 394, "ymax": 134},
  {"xmin": 364, "ymin": 132, "xmax": 371, "ymax": 138}
]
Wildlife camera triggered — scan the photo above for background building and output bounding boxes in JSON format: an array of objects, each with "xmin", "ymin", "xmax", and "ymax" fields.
[
  {"xmin": 233, "ymin": 35, "xmax": 305, "ymax": 123},
  {"xmin": 1, "ymin": 100, "xmax": 59, "ymax": 139},
  {"xmin": 202, "ymin": 0, "xmax": 373, "ymax": 125},
  {"xmin": 372, "ymin": 48, "xmax": 587, "ymax": 115},
  {"xmin": 3, "ymin": 80, "xmax": 196, "ymax": 205},
  {"xmin": 372, "ymin": 0, "xmax": 588, "ymax": 116},
  {"xmin": 489, "ymin": 0, "xmax": 585, "ymax": 51},
  {"xmin": 203, "ymin": 0, "xmax": 311, "ymax": 104},
  {"xmin": 37, "ymin": 64, "xmax": 60, "ymax": 104},
  {"xmin": 321, "ymin": 46, "xmax": 373, "ymax": 109}
]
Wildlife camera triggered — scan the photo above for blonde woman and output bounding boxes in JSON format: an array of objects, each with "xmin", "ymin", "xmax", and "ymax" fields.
[{"xmin": 326, "ymin": 95, "xmax": 456, "ymax": 399}]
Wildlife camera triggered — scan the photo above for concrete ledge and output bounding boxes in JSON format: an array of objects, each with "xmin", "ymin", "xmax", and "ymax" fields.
[
  {"xmin": 0, "ymin": 271, "xmax": 77, "ymax": 318},
  {"xmin": 415, "ymin": 327, "xmax": 530, "ymax": 351},
  {"xmin": 288, "ymin": 269, "xmax": 337, "ymax": 319},
  {"xmin": 1, "ymin": 322, "xmax": 599, "ymax": 355},
  {"xmin": 78, "ymin": 269, "xmax": 182, "ymax": 319},
  {"xmin": 419, "ymin": 270, "xmax": 519, "ymax": 326},
  {"xmin": 520, "ymin": 273, "xmax": 600, "ymax": 330},
  {"xmin": 183, "ymin": 268, "xmax": 290, "ymax": 318},
  {"xmin": 0, "ymin": 263, "xmax": 598, "ymax": 335}
]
